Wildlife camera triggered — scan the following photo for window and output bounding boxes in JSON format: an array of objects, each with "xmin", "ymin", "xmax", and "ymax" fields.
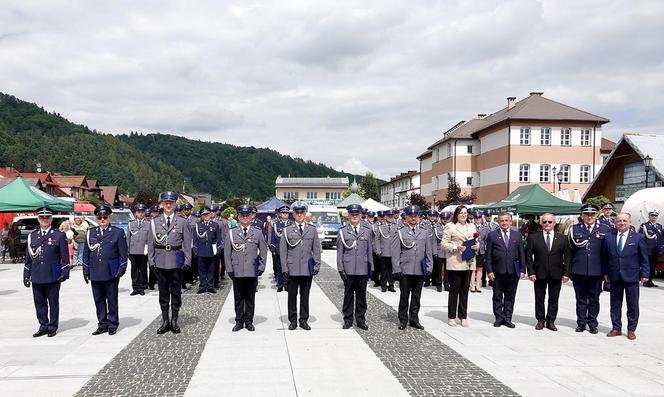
[
  {"xmin": 467, "ymin": 145, "xmax": 473, "ymax": 154},
  {"xmin": 284, "ymin": 191, "xmax": 299, "ymax": 200},
  {"xmin": 325, "ymin": 192, "xmax": 341, "ymax": 200},
  {"xmin": 466, "ymin": 177, "xmax": 473, "ymax": 186},
  {"xmin": 539, "ymin": 164, "xmax": 550, "ymax": 182},
  {"xmin": 580, "ymin": 165, "xmax": 591, "ymax": 183},
  {"xmin": 447, "ymin": 143, "xmax": 452, "ymax": 157},
  {"xmin": 580, "ymin": 129, "xmax": 591, "ymax": 146},
  {"xmin": 561, "ymin": 128, "xmax": 571, "ymax": 146},
  {"xmin": 559, "ymin": 164, "xmax": 570, "ymax": 183},
  {"xmin": 306, "ymin": 192, "xmax": 317, "ymax": 199},
  {"xmin": 519, "ymin": 164, "xmax": 530, "ymax": 182},
  {"xmin": 540, "ymin": 128, "xmax": 551, "ymax": 145},
  {"xmin": 520, "ymin": 128, "xmax": 530, "ymax": 145}
]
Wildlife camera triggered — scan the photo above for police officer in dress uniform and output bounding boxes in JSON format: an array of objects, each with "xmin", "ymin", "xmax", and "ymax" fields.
[
  {"xmin": 598, "ymin": 203, "xmax": 616, "ymax": 229},
  {"xmin": 193, "ymin": 207, "xmax": 221, "ymax": 294},
  {"xmin": 568, "ymin": 204, "xmax": 610, "ymax": 334},
  {"xmin": 23, "ymin": 207, "xmax": 70, "ymax": 337},
  {"xmin": 279, "ymin": 203, "xmax": 321, "ymax": 331},
  {"xmin": 211, "ymin": 206, "xmax": 229, "ymax": 286},
  {"xmin": 440, "ymin": 212, "xmax": 452, "ymax": 291},
  {"xmin": 127, "ymin": 203, "xmax": 150, "ymax": 296},
  {"xmin": 148, "ymin": 191, "xmax": 192, "ymax": 335},
  {"xmin": 392, "ymin": 205, "xmax": 432, "ymax": 330},
  {"xmin": 337, "ymin": 204, "xmax": 373, "ymax": 330},
  {"xmin": 83, "ymin": 205, "xmax": 128, "ymax": 335},
  {"xmin": 371, "ymin": 211, "xmax": 384, "ymax": 288},
  {"xmin": 639, "ymin": 210, "xmax": 661, "ymax": 287},
  {"xmin": 420, "ymin": 210, "xmax": 433, "ymax": 287},
  {"xmin": 378, "ymin": 209, "xmax": 397, "ymax": 293},
  {"xmin": 268, "ymin": 205, "xmax": 290, "ymax": 292},
  {"xmin": 429, "ymin": 211, "xmax": 445, "ymax": 292},
  {"xmin": 225, "ymin": 205, "xmax": 267, "ymax": 332},
  {"xmin": 182, "ymin": 203, "xmax": 198, "ymax": 285}
]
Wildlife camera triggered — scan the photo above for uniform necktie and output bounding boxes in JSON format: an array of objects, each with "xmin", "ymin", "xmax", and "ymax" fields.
[
  {"xmin": 243, "ymin": 227, "xmax": 248, "ymax": 237},
  {"xmin": 411, "ymin": 227, "xmax": 416, "ymax": 234},
  {"xmin": 166, "ymin": 216, "xmax": 171, "ymax": 229},
  {"xmin": 546, "ymin": 232, "xmax": 551, "ymax": 252},
  {"xmin": 100, "ymin": 228, "xmax": 104, "ymax": 237},
  {"xmin": 299, "ymin": 224, "xmax": 303, "ymax": 235},
  {"xmin": 617, "ymin": 233, "xmax": 624, "ymax": 255},
  {"xmin": 353, "ymin": 226, "xmax": 358, "ymax": 235},
  {"xmin": 503, "ymin": 230, "xmax": 509, "ymax": 247}
]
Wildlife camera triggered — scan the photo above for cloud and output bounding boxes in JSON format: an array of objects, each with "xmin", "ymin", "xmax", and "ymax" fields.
[
  {"xmin": 1, "ymin": 0, "xmax": 664, "ymax": 179},
  {"xmin": 335, "ymin": 157, "xmax": 387, "ymax": 180}
]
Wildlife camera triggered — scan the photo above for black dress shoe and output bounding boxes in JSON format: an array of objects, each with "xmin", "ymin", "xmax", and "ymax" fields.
[
  {"xmin": 373, "ymin": 283, "xmax": 381, "ymax": 288},
  {"xmin": 108, "ymin": 329, "xmax": 117, "ymax": 335},
  {"xmin": 444, "ymin": 286, "xmax": 450, "ymax": 292},
  {"xmin": 207, "ymin": 288, "xmax": 217, "ymax": 294},
  {"xmin": 398, "ymin": 323, "xmax": 407, "ymax": 330},
  {"xmin": 214, "ymin": 283, "xmax": 221, "ymax": 289},
  {"xmin": 503, "ymin": 321, "xmax": 516, "ymax": 328},
  {"xmin": 381, "ymin": 287, "xmax": 387, "ymax": 292},
  {"xmin": 475, "ymin": 289, "xmax": 482, "ymax": 293},
  {"xmin": 545, "ymin": 322, "xmax": 558, "ymax": 332},
  {"xmin": 288, "ymin": 322, "xmax": 297, "ymax": 330},
  {"xmin": 481, "ymin": 282, "xmax": 487, "ymax": 287},
  {"xmin": 47, "ymin": 330, "xmax": 57, "ymax": 337},
  {"xmin": 232, "ymin": 323, "xmax": 244, "ymax": 332},
  {"xmin": 197, "ymin": 288, "xmax": 206, "ymax": 294},
  {"xmin": 130, "ymin": 290, "xmax": 139, "ymax": 296},
  {"xmin": 388, "ymin": 287, "xmax": 397, "ymax": 292},
  {"xmin": 493, "ymin": 321, "xmax": 502, "ymax": 327},
  {"xmin": 651, "ymin": 282, "xmax": 659, "ymax": 287},
  {"xmin": 33, "ymin": 330, "xmax": 48, "ymax": 337},
  {"xmin": 92, "ymin": 328, "xmax": 108, "ymax": 335},
  {"xmin": 409, "ymin": 322, "xmax": 425, "ymax": 330},
  {"xmin": 356, "ymin": 323, "xmax": 369, "ymax": 331},
  {"xmin": 139, "ymin": 291, "xmax": 145, "ymax": 295},
  {"xmin": 575, "ymin": 325, "xmax": 586, "ymax": 332},
  {"xmin": 299, "ymin": 321, "xmax": 311, "ymax": 331},
  {"xmin": 589, "ymin": 326, "xmax": 598, "ymax": 334},
  {"xmin": 424, "ymin": 281, "xmax": 431, "ymax": 287},
  {"xmin": 277, "ymin": 287, "xmax": 283, "ymax": 292},
  {"xmin": 342, "ymin": 323, "xmax": 352, "ymax": 329},
  {"xmin": 535, "ymin": 321, "xmax": 545, "ymax": 330},
  {"xmin": 245, "ymin": 323, "xmax": 255, "ymax": 332},
  {"xmin": 436, "ymin": 286, "xmax": 443, "ymax": 292},
  {"xmin": 149, "ymin": 285, "xmax": 155, "ymax": 290}
]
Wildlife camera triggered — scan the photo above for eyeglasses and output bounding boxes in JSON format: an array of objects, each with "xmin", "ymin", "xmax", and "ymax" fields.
[
  {"xmin": 541, "ymin": 220, "xmax": 554, "ymax": 224},
  {"xmin": 97, "ymin": 216, "xmax": 109, "ymax": 220}
]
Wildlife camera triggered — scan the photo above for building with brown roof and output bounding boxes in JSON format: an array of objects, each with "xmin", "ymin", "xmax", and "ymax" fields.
[
  {"xmin": 100, "ymin": 186, "xmax": 120, "ymax": 206},
  {"xmin": 51, "ymin": 175, "xmax": 91, "ymax": 200},
  {"xmin": 419, "ymin": 92, "xmax": 609, "ymax": 204}
]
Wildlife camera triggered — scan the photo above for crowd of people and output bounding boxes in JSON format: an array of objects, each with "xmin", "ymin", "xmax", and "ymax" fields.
[{"xmin": 18, "ymin": 193, "xmax": 660, "ymax": 341}]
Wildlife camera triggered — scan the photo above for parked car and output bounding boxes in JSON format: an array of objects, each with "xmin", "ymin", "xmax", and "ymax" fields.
[
  {"xmin": 11, "ymin": 215, "xmax": 99, "ymax": 257},
  {"xmin": 110, "ymin": 208, "xmax": 135, "ymax": 234},
  {"xmin": 308, "ymin": 204, "xmax": 342, "ymax": 249}
]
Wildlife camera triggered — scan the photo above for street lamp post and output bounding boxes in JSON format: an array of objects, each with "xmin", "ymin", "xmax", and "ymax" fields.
[
  {"xmin": 433, "ymin": 193, "xmax": 436, "ymax": 211},
  {"xmin": 644, "ymin": 155, "xmax": 653, "ymax": 188},
  {"xmin": 556, "ymin": 169, "xmax": 563, "ymax": 192},
  {"xmin": 552, "ymin": 166, "xmax": 557, "ymax": 193}
]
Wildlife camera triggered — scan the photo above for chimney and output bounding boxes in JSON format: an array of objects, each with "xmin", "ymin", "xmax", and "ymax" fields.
[
  {"xmin": 477, "ymin": 113, "xmax": 486, "ymax": 119},
  {"xmin": 529, "ymin": 92, "xmax": 543, "ymax": 96},
  {"xmin": 507, "ymin": 97, "xmax": 516, "ymax": 109}
]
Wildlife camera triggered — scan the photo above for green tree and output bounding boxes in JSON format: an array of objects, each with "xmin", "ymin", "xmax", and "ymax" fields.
[
  {"xmin": 359, "ymin": 172, "xmax": 380, "ymax": 201},
  {"xmin": 408, "ymin": 193, "xmax": 430, "ymax": 210},
  {"xmin": 585, "ymin": 195, "xmax": 611, "ymax": 208}
]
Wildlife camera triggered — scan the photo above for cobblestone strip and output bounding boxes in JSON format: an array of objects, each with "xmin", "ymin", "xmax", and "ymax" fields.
[
  {"xmin": 74, "ymin": 281, "xmax": 231, "ymax": 397},
  {"xmin": 315, "ymin": 263, "xmax": 519, "ymax": 397}
]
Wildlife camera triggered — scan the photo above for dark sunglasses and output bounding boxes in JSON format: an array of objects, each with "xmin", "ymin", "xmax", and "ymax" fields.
[
  {"xmin": 97, "ymin": 216, "xmax": 109, "ymax": 220},
  {"xmin": 541, "ymin": 220, "xmax": 554, "ymax": 224}
]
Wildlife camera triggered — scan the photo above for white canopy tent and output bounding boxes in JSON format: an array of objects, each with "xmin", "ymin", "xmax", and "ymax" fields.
[{"xmin": 361, "ymin": 198, "xmax": 390, "ymax": 212}]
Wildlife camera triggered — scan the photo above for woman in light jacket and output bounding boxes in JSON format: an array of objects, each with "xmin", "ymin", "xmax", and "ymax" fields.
[{"xmin": 442, "ymin": 205, "xmax": 478, "ymax": 327}]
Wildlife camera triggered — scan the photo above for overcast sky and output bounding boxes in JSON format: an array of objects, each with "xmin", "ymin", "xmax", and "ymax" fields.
[{"xmin": 2, "ymin": 0, "xmax": 663, "ymax": 180}]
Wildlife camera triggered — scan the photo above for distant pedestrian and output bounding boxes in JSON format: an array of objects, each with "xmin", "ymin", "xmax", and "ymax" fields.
[{"xmin": 71, "ymin": 216, "xmax": 89, "ymax": 267}]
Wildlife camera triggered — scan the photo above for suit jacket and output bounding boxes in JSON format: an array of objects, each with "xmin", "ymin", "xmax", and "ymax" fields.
[
  {"xmin": 193, "ymin": 220, "xmax": 222, "ymax": 258},
  {"xmin": 336, "ymin": 223, "xmax": 374, "ymax": 275},
  {"xmin": 526, "ymin": 231, "xmax": 570, "ymax": 279},
  {"xmin": 268, "ymin": 219, "xmax": 289, "ymax": 254},
  {"xmin": 601, "ymin": 229, "xmax": 650, "ymax": 282},
  {"xmin": 224, "ymin": 225, "xmax": 267, "ymax": 277},
  {"xmin": 391, "ymin": 224, "xmax": 433, "ymax": 275},
  {"xmin": 24, "ymin": 228, "xmax": 70, "ymax": 284},
  {"xmin": 147, "ymin": 214, "xmax": 192, "ymax": 269},
  {"xmin": 442, "ymin": 222, "xmax": 478, "ymax": 270},
  {"xmin": 377, "ymin": 222, "xmax": 396, "ymax": 257},
  {"xmin": 639, "ymin": 221, "xmax": 662, "ymax": 254},
  {"xmin": 279, "ymin": 222, "xmax": 322, "ymax": 276},
  {"xmin": 568, "ymin": 222, "xmax": 610, "ymax": 276},
  {"xmin": 127, "ymin": 218, "xmax": 150, "ymax": 255},
  {"xmin": 83, "ymin": 226, "xmax": 128, "ymax": 281},
  {"xmin": 485, "ymin": 228, "xmax": 526, "ymax": 275}
]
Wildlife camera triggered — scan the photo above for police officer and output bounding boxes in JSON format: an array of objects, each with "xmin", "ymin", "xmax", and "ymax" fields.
[
  {"xmin": 148, "ymin": 191, "xmax": 192, "ymax": 334},
  {"xmin": 280, "ymin": 203, "xmax": 321, "ymax": 331},
  {"xmin": 226, "ymin": 205, "xmax": 267, "ymax": 331},
  {"xmin": 598, "ymin": 203, "xmax": 616, "ymax": 229},
  {"xmin": 430, "ymin": 211, "xmax": 445, "ymax": 292},
  {"xmin": 392, "ymin": 205, "xmax": 433, "ymax": 330},
  {"xmin": 268, "ymin": 205, "xmax": 290, "ymax": 292},
  {"xmin": 371, "ymin": 210, "xmax": 383, "ymax": 288},
  {"xmin": 568, "ymin": 204, "xmax": 610, "ymax": 334},
  {"xmin": 83, "ymin": 205, "xmax": 128, "ymax": 335},
  {"xmin": 337, "ymin": 204, "xmax": 373, "ymax": 330},
  {"xmin": 23, "ymin": 207, "xmax": 70, "ymax": 337},
  {"xmin": 378, "ymin": 209, "xmax": 397, "ymax": 293},
  {"xmin": 639, "ymin": 210, "xmax": 662, "ymax": 288},
  {"xmin": 193, "ymin": 207, "xmax": 221, "ymax": 294},
  {"xmin": 127, "ymin": 203, "xmax": 150, "ymax": 296},
  {"xmin": 182, "ymin": 203, "xmax": 198, "ymax": 286},
  {"xmin": 210, "ymin": 206, "xmax": 229, "ymax": 287}
]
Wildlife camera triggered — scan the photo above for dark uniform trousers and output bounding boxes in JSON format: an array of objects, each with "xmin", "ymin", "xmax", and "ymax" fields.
[
  {"xmin": 398, "ymin": 274, "xmax": 423, "ymax": 325},
  {"xmin": 648, "ymin": 253, "xmax": 658, "ymax": 282},
  {"xmin": 371, "ymin": 253, "xmax": 382, "ymax": 285},
  {"xmin": 534, "ymin": 278, "xmax": 562, "ymax": 322},
  {"xmin": 431, "ymin": 256, "xmax": 443, "ymax": 287},
  {"xmin": 447, "ymin": 270, "xmax": 469, "ymax": 319},
  {"xmin": 572, "ymin": 274, "xmax": 602, "ymax": 327},
  {"xmin": 129, "ymin": 254, "xmax": 148, "ymax": 292},
  {"xmin": 191, "ymin": 249, "xmax": 198, "ymax": 281},
  {"xmin": 233, "ymin": 277, "xmax": 258, "ymax": 324},
  {"xmin": 272, "ymin": 253, "xmax": 285, "ymax": 288},
  {"xmin": 380, "ymin": 256, "xmax": 394, "ymax": 288},
  {"xmin": 198, "ymin": 256, "xmax": 215, "ymax": 290},
  {"xmin": 157, "ymin": 268, "xmax": 183, "ymax": 312},
  {"xmin": 492, "ymin": 273, "xmax": 519, "ymax": 323},
  {"xmin": 288, "ymin": 275, "xmax": 313, "ymax": 323},
  {"xmin": 92, "ymin": 279, "xmax": 120, "ymax": 331},
  {"xmin": 213, "ymin": 251, "xmax": 226, "ymax": 287},
  {"xmin": 610, "ymin": 277, "xmax": 640, "ymax": 331},
  {"xmin": 442, "ymin": 258, "xmax": 450, "ymax": 290},
  {"xmin": 342, "ymin": 275, "xmax": 368, "ymax": 325},
  {"xmin": 148, "ymin": 266, "xmax": 158, "ymax": 289},
  {"xmin": 32, "ymin": 282, "xmax": 60, "ymax": 332}
]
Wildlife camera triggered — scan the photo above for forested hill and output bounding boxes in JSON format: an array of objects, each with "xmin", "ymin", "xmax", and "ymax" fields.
[{"xmin": 0, "ymin": 92, "xmax": 362, "ymax": 200}]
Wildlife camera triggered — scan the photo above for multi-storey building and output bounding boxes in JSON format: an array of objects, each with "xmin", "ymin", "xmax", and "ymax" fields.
[
  {"xmin": 420, "ymin": 92, "xmax": 609, "ymax": 204},
  {"xmin": 274, "ymin": 176, "xmax": 349, "ymax": 205},
  {"xmin": 380, "ymin": 171, "xmax": 420, "ymax": 208}
]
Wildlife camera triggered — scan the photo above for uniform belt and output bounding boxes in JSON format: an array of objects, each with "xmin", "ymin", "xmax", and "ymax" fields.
[{"xmin": 154, "ymin": 244, "xmax": 183, "ymax": 251}]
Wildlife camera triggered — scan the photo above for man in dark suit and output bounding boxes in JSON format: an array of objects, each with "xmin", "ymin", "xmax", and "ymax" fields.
[
  {"xmin": 602, "ymin": 213, "xmax": 650, "ymax": 340},
  {"xmin": 526, "ymin": 213, "xmax": 571, "ymax": 331},
  {"xmin": 486, "ymin": 212, "xmax": 526, "ymax": 328}
]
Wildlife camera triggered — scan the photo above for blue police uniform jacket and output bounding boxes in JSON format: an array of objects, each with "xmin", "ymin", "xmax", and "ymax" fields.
[
  {"xmin": 83, "ymin": 226, "xmax": 128, "ymax": 282},
  {"xmin": 601, "ymin": 229, "xmax": 650, "ymax": 282},
  {"xmin": 24, "ymin": 228, "xmax": 70, "ymax": 284},
  {"xmin": 598, "ymin": 215, "xmax": 615, "ymax": 229},
  {"xmin": 268, "ymin": 219, "xmax": 289, "ymax": 254},
  {"xmin": 638, "ymin": 221, "xmax": 662, "ymax": 255},
  {"xmin": 568, "ymin": 222, "xmax": 610, "ymax": 277},
  {"xmin": 193, "ymin": 220, "xmax": 221, "ymax": 258}
]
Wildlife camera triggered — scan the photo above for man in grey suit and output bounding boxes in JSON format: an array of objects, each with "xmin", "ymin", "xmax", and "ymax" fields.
[
  {"xmin": 148, "ymin": 192, "xmax": 192, "ymax": 335},
  {"xmin": 378, "ymin": 210, "xmax": 397, "ymax": 292},
  {"xmin": 392, "ymin": 205, "xmax": 433, "ymax": 330},
  {"xmin": 526, "ymin": 213, "xmax": 571, "ymax": 331},
  {"xmin": 337, "ymin": 204, "xmax": 374, "ymax": 330},
  {"xmin": 280, "ymin": 203, "xmax": 321, "ymax": 331},
  {"xmin": 225, "ymin": 205, "xmax": 267, "ymax": 332}
]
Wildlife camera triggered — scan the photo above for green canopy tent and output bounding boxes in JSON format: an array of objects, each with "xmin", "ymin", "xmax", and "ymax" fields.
[
  {"xmin": 0, "ymin": 177, "xmax": 74, "ymax": 212},
  {"xmin": 477, "ymin": 184, "xmax": 580, "ymax": 215}
]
